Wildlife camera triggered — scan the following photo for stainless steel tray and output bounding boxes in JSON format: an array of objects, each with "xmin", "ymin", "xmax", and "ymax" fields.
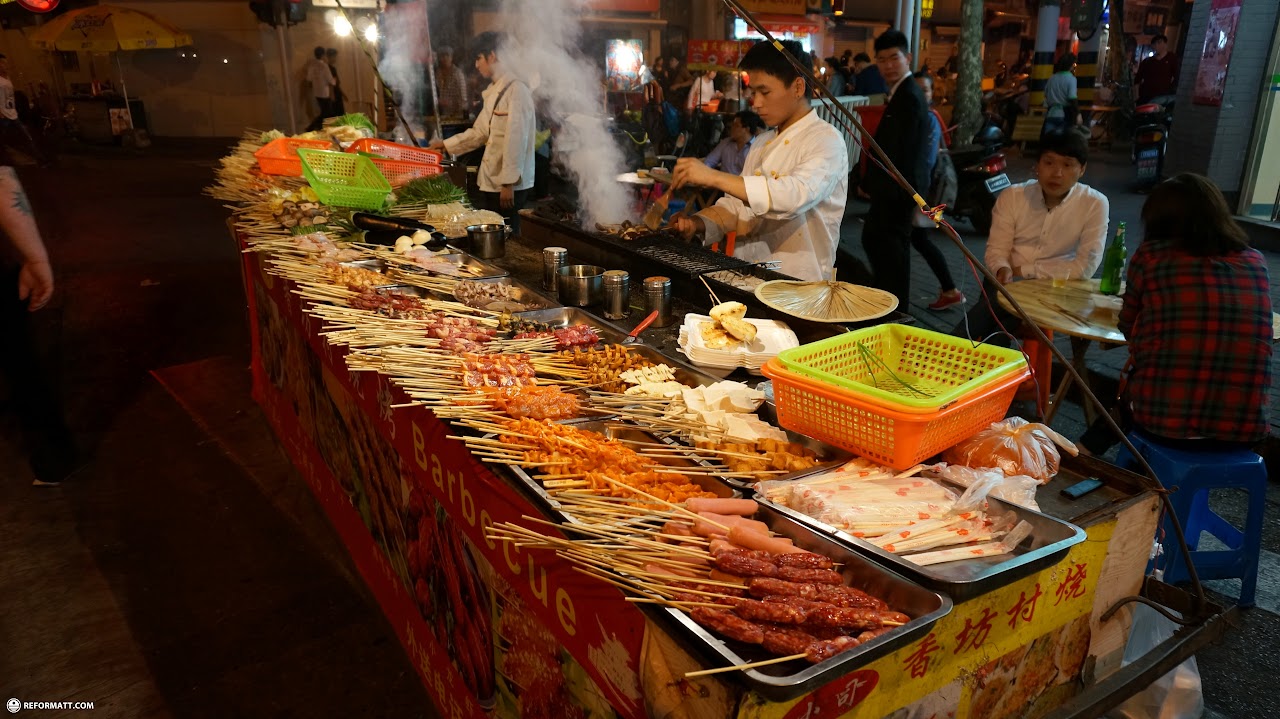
[
  {"xmin": 758, "ymin": 483, "xmax": 1086, "ymax": 601},
  {"xmin": 511, "ymin": 307, "xmax": 631, "ymax": 345},
  {"xmin": 488, "ymin": 420, "xmax": 738, "ymax": 521},
  {"xmin": 392, "ymin": 252, "xmax": 509, "ymax": 280},
  {"xmin": 455, "ymin": 276, "xmax": 559, "ymax": 312},
  {"xmin": 651, "ymin": 501, "xmax": 951, "ymax": 701}
]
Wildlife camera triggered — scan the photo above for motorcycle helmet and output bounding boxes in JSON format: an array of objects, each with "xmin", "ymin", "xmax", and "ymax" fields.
[{"xmin": 975, "ymin": 124, "xmax": 1005, "ymax": 145}]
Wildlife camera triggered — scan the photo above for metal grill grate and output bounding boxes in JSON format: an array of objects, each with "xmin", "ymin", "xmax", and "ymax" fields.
[{"xmin": 634, "ymin": 244, "xmax": 750, "ymax": 275}]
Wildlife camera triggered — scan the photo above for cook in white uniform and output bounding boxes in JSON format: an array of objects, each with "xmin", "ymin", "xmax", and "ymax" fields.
[{"xmin": 672, "ymin": 40, "xmax": 848, "ymax": 282}]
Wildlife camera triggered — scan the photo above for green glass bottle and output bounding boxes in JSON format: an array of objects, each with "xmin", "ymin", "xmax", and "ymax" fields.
[{"xmin": 1099, "ymin": 222, "xmax": 1127, "ymax": 296}]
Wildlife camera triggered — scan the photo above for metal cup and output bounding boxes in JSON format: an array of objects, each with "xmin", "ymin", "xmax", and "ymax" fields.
[
  {"xmin": 466, "ymin": 224, "xmax": 510, "ymax": 259},
  {"xmin": 543, "ymin": 247, "xmax": 568, "ymax": 291},
  {"xmin": 558, "ymin": 265, "xmax": 605, "ymax": 307},
  {"xmin": 644, "ymin": 276, "xmax": 673, "ymax": 327},
  {"xmin": 603, "ymin": 270, "xmax": 630, "ymax": 320}
]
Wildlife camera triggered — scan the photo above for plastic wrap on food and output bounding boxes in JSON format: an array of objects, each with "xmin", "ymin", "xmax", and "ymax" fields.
[
  {"xmin": 935, "ymin": 465, "xmax": 1042, "ymax": 512},
  {"xmin": 943, "ymin": 417, "xmax": 1079, "ymax": 483}
]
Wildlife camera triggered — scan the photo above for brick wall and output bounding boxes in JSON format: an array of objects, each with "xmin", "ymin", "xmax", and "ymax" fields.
[{"xmin": 1169, "ymin": 0, "xmax": 1280, "ymax": 199}]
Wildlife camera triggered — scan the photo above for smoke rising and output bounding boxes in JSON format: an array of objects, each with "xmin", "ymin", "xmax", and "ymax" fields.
[
  {"xmin": 496, "ymin": 0, "xmax": 631, "ymax": 226},
  {"xmin": 378, "ymin": 2, "xmax": 428, "ymax": 141}
]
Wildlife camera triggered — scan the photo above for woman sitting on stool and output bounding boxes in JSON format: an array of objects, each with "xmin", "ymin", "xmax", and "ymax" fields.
[{"xmin": 1079, "ymin": 174, "xmax": 1272, "ymax": 455}]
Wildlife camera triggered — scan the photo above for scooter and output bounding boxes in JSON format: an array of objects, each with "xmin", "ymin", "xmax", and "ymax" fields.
[
  {"xmin": 948, "ymin": 124, "xmax": 1010, "ymax": 235},
  {"xmin": 1132, "ymin": 98, "xmax": 1173, "ymax": 190}
]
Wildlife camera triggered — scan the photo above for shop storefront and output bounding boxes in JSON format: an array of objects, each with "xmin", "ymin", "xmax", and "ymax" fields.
[{"xmin": 1240, "ymin": 29, "xmax": 1280, "ymax": 222}]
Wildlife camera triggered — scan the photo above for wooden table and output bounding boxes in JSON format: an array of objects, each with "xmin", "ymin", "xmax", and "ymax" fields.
[
  {"xmin": 998, "ymin": 278, "xmax": 1125, "ymax": 423},
  {"xmin": 1000, "ymin": 278, "xmax": 1280, "ymax": 423}
]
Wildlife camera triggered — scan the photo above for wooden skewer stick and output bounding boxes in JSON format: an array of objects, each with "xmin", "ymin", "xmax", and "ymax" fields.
[
  {"xmin": 683, "ymin": 654, "xmax": 809, "ymax": 678},
  {"xmin": 627, "ymin": 597, "xmax": 727, "ymax": 609}
]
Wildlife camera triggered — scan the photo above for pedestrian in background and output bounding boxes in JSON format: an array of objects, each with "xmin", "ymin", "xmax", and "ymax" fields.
[
  {"xmin": 1136, "ymin": 34, "xmax": 1179, "ymax": 105},
  {"xmin": 0, "ymin": 55, "xmax": 47, "ymax": 165},
  {"xmin": 0, "ymin": 164, "xmax": 79, "ymax": 486},
  {"xmin": 845, "ymin": 30, "xmax": 932, "ymax": 308},
  {"xmin": 911, "ymin": 74, "xmax": 964, "ymax": 311},
  {"xmin": 1042, "ymin": 53, "xmax": 1078, "ymax": 140},
  {"xmin": 325, "ymin": 48, "xmax": 345, "ymax": 116},
  {"xmin": 435, "ymin": 46, "xmax": 469, "ymax": 119},
  {"xmin": 304, "ymin": 46, "xmax": 336, "ymax": 131},
  {"xmin": 851, "ymin": 52, "xmax": 888, "ymax": 96}
]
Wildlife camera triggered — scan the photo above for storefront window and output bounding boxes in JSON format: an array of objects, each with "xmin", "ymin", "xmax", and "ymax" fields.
[
  {"xmin": 733, "ymin": 18, "xmax": 813, "ymax": 54},
  {"xmin": 1241, "ymin": 31, "xmax": 1280, "ymax": 221}
]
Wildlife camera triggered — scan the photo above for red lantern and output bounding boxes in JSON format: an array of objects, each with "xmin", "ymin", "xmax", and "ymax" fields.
[{"xmin": 18, "ymin": 0, "xmax": 60, "ymax": 12}]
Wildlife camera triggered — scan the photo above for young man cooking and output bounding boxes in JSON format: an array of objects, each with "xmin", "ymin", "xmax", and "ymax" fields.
[
  {"xmin": 429, "ymin": 32, "xmax": 536, "ymax": 233},
  {"xmin": 670, "ymin": 40, "xmax": 849, "ymax": 282},
  {"xmin": 954, "ymin": 131, "xmax": 1109, "ymax": 344}
]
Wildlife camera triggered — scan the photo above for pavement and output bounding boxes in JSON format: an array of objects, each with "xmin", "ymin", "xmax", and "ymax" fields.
[{"xmin": 0, "ymin": 139, "xmax": 1276, "ymax": 717}]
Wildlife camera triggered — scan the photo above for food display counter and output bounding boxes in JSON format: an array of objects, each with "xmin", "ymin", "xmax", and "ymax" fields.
[{"xmin": 214, "ymin": 127, "xmax": 1222, "ymax": 719}]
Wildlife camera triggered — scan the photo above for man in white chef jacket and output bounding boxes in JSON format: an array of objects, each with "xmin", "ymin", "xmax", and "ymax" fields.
[
  {"xmin": 430, "ymin": 32, "xmax": 536, "ymax": 233},
  {"xmin": 669, "ymin": 40, "xmax": 849, "ymax": 282}
]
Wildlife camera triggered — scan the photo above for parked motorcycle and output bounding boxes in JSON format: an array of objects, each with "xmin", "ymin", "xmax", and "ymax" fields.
[
  {"xmin": 948, "ymin": 125, "xmax": 1010, "ymax": 235},
  {"xmin": 1132, "ymin": 98, "xmax": 1174, "ymax": 190}
]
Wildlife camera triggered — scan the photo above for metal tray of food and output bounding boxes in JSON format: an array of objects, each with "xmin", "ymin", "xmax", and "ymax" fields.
[
  {"xmin": 507, "ymin": 307, "xmax": 631, "ymax": 345},
  {"xmin": 623, "ymin": 343, "xmax": 726, "ymax": 389},
  {"xmin": 669, "ymin": 401, "xmax": 853, "ymax": 490},
  {"xmin": 453, "ymin": 276, "xmax": 558, "ymax": 313},
  {"xmin": 756, "ymin": 482, "xmax": 1086, "ymax": 602},
  {"xmin": 648, "ymin": 501, "xmax": 951, "ymax": 701},
  {"xmin": 487, "ymin": 420, "xmax": 740, "ymax": 522},
  {"xmin": 392, "ymin": 252, "xmax": 509, "ymax": 280}
]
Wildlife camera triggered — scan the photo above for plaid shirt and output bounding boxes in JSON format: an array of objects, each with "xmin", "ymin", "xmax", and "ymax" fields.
[{"xmin": 1119, "ymin": 240, "xmax": 1272, "ymax": 442}]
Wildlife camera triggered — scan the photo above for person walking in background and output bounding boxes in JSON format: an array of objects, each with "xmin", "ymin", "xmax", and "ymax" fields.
[
  {"xmin": 429, "ymin": 32, "xmax": 536, "ymax": 233},
  {"xmin": 844, "ymin": 30, "xmax": 932, "ymax": 308},
  {"xmin": 1041, "ymin": 53, "xmax": 1077, "ymax": 139},
  {"xmin": 0, "ymin": 55, "xmax": 46, "ymax": 165},
  {"xmin": 686, "ymin": 70, "xmax": 721, "ymax": 112},
  {"xmin": 1078, "ymin": 174, "xmax": 1270, "ymax": 455},
  {"xmin": 435, "ymin": 46, "xmax": 469, "ymax": 119},
  {"xmin": 0, "ymin": 165, "xmax": 79, "ymax": 486},
  {"xmin": 1136, "ymin": 34, "xmax": 1179, "ymax": 104},
  {"xmin": 702, "ymin": 110, "xmax": 763, "ymax": 177},
  {"xmin": 911, "ymin": 74, "xmax": 964, "ymax": 310},
  {"xmin": 304, "ymin": 46, "xmax": 336, "ymax": 131},
  {"xmin": 325, "ymin": 48, "xmax": 345, "ymax": 116},
  {"xmin": 663, "ymin": 55, "xmax": 693, "ymax": 112},
  {"xmin": 851, "ymin": 52, "xmax": 888, "ymax": 96}
]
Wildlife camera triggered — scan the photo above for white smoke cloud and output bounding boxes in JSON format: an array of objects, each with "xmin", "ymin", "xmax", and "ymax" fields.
[
  {"xmin": 377, "ymin": 2, "xmax": 427, "ymax": 141},
  {"xmin": 496, "ymin": 0, "xmax": 631, "ymax": 226}
]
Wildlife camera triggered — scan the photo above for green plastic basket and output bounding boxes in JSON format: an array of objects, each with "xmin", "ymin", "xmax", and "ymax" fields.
[
  {"xmin": 776, "ymin": 324, "xmax": 1028, "ymax": 413},
  {"xmin": 296, "ymin": 148, "xmax": 392, "ymax": 211}
]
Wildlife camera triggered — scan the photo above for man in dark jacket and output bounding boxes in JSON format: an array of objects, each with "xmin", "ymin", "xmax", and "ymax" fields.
[
  {"xmin": 851, "ymin": 52, "xmax": 888, "ymax": 96},
  {"xmin": 852, "ymin": 30, "xmax": 932, "ymax": 307}
]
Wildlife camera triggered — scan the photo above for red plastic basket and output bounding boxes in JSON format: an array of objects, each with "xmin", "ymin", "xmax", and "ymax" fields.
[
  {"xmin": 346, "ymin": 138, "xmax": 443, "ymax": 166},
  {"xmin": 761, "ymin": 357, "xmax": 1029, "ymax": 470},
  {"xmin": 254, "ymin": 137, "xmax": 333, "ymax": 176},
  {"xmin": 367, "ymin": 157, "xmax": 444, "ymax": 187}
]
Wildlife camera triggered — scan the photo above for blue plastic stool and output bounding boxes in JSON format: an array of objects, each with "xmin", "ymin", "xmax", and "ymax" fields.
[{"xmin": 1116, "ymin": 431, "xmax": 1267, "ymax": 607}]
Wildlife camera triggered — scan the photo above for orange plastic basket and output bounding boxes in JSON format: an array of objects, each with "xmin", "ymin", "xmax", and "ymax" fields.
[
  {"xmin": 254, "ymin": 137, "xmax": 333, "ymax": 176},
  {"xmin": 761, "ymin": 357, "xmax": 1029, "ymax": 470},
  {"xmin": 367, "ymin": 157, "xmax": 443, "ymax": 187},
  {"xmin": 346, "ymin": 138, "xmax": 443, "ymax": 166}
]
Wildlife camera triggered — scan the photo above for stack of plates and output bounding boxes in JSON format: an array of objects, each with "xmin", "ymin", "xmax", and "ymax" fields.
[{"xmin": 677, "ymin": 313, "xmax": 800, "ymax": 373}]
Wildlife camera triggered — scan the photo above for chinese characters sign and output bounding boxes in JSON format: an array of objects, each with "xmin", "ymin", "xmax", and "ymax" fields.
[{"xmin": 1192, "ymin": 0, "xmax": 1242, "ymax": 107}]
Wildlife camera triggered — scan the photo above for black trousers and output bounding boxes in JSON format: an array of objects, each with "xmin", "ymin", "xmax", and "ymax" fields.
[
  {"xmin": 1, "ymin": 268, "xmax": 76, "ymax": 481},
  {"xmin": 910, "ymin": 227, "xmax": 956, "ymax": 292},
  {"xmin": 860, "ymin": 196, "xmax": 914, "ymax": 308},
  {"xmin": 478, "ymin": 188, "xmax": 530, "ymax": 235},
  {"xmin": 953, "ymin": 277, "xmax": 1019, "ymax": 347},
  {"xmin": 305, "ymin": 97, "xmax": 336, "ymax": 132}
]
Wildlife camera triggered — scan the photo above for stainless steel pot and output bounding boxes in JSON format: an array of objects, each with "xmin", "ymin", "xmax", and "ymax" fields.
[
  {"xmin": 466, "ymin": 223, "xmax": 510, "ymax": 259},
  {"xmin": 557, "ymin": 265, "xmax": 605, "ymax": 307}
]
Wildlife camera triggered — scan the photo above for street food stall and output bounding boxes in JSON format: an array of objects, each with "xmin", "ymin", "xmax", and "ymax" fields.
[{"xmin": 201, "ymin": 112, "xmax": 1241, "ymax": 718}]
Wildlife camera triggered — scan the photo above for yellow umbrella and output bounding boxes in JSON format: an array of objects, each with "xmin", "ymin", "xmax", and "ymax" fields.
[
  {"xmin": 28, "ymin": 5, "xmax": 192, "ymax": 132},
  {"xmin": 28, "ymin": 5, "xmax": 192, "ymax": 52}
]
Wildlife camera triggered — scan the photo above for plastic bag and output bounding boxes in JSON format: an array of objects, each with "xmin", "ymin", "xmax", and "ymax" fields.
[
  {"xmin": 943, "ymin": 417, "xmax": 1079, "ymax": 483},
  {"xmin": 1108, "ymin": 603, "xmax": 1203, "ymax": 719},
  {"xmin": 936, "ymin": 465, "xmax": 1042, "ymax": 512}
]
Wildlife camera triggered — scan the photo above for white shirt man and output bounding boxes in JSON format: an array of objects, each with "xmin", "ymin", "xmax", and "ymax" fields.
[
  {"xmin": 306, "ymin": 55, "xmax": 334, "ymax": 101},
  {"xmin": 686, "ymin": 73, "xmax": 720, "ymax": 111},
  {"xmin": 985, "ymin": 179, "xmax": 1109, "ymax": 282},
  {"xmin": 694, "ymin": 110, "xmax": 849, "ymax": 281}
]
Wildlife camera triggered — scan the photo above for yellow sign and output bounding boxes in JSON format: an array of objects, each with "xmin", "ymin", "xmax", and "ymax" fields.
[{"xmin": 739, "ymin": 522, "xmax": 1114, "ymax": 719}]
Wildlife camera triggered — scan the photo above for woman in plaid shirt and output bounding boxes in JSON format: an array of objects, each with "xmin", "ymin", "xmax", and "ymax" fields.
[{"xmin": 1080, "ymin": 174, "xmax": 1272, "ymax": 454}]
